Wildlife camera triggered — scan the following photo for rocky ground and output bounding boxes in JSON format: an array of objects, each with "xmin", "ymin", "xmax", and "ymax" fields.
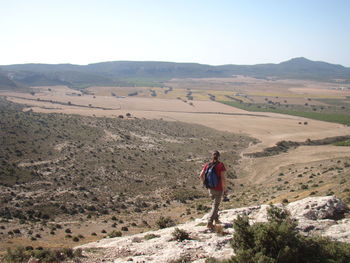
[{"xmin": 76, "ymin": 196, "xmax": 349, "ymax": 263}]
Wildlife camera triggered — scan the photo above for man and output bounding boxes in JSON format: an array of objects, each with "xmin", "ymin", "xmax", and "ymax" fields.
[{"xmin": 200, "ymin": 150, "xmax": 227, "ymax": 230}]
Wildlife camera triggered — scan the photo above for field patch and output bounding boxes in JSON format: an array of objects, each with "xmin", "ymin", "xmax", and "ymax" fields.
[{"xmin": 220, "ymin": 100, "xmax": 350, "ymax": 126}]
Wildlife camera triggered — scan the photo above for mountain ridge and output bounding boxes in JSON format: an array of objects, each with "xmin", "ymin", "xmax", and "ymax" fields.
[{"xmin": 1, "ymin": 57, "xmax": 350, "ymax": 89}]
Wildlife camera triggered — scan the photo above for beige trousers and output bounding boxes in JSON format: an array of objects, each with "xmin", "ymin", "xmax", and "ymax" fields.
[{"xmin": 208, "ymin": 189, "xmax": 223, "ymax": 223}]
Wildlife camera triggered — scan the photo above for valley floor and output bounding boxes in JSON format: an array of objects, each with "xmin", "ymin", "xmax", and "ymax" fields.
[{"xmin": 2, "ymin": 86, "xmax": 350, "ymax": 184}]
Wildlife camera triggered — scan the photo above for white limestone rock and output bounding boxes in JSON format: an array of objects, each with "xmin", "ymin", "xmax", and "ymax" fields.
[
  {"xmin": 76, "ymin": 196, "xmax": 349, "ymax": 263},
  {"xmin": 287, "ymin": 196, "xmax": 349, "ymax": 220}
]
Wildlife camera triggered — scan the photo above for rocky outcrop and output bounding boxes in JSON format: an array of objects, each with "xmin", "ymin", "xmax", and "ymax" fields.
[
  {"xmin": 287, "ymin": 196, "xmax": 349, "ymax": 220},
  {"xmin": 76, "ymin": 196, "xmax": 349, "ymax": 263}
]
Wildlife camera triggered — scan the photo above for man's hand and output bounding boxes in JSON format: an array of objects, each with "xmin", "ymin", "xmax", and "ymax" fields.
[{"xmin": 199, "ymin": 168, "xmax": 205, "ymax": 184}]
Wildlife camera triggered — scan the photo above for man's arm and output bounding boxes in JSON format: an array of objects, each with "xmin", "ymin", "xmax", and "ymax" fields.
[
  {"xmin": 221, "ymin": 171, "xmax": 227, "ymax": 192},
  {"xmin": 199, "ymin": 168, "xmax": 205, "ymax": 184}
]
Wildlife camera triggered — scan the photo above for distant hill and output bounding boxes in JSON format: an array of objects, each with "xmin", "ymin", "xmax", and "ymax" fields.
[
  {"xmin": 0, "ymin": 70, "xmax": 20, "ymax": 90},
  {"xmin": 217, "ymin": 57, "xmax": 350, "ymax": 80},
  {"xmin": 1, "ymin": 57, "xmax": 350, "ymax": 88}
]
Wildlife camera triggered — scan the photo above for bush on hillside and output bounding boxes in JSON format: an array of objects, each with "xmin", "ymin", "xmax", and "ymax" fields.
[
  {"xmin": 3, "ymin": 246, "xmax": 82, "ymax": 263},
  {"xmin": 155, "ymin": 216, "xmax": 175, "ymax": 229},
  {"xmin": 224, "ymin": 205, "xmax": 350, "ymax": 263},
  {"xmin": 171, "ymin": 228, "xmax": 191, "ymax": 242},
  {"xmin": 144, "ymin": 233, "xmax": 160, "ymax": 240},
  {"xmin": 108, "ymin": 230, "xmax": 122, "ymax": 238}
]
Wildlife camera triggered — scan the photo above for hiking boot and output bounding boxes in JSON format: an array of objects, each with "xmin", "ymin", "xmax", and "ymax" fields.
[
  {"xmin": 214, "ymin": 219, "xmax": 222, "ymax": 225},
  {"xmin": 207, "ymin": 222, "xmax": 214, "ymax": 229}
]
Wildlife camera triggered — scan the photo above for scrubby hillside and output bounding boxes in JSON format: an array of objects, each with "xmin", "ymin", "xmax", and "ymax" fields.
[
  {"xmin": 0, "ymin": 98, "xmax": 254, "ymax": 251},
  {"xmin": 0, "ymin": 98, "xmax": 253, "ymax": 219}
]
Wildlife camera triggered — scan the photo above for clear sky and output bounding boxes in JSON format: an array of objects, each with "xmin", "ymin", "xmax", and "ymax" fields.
[{"xmin": 1, "ymin": 0, "xmax": 349, "ymax": 66}]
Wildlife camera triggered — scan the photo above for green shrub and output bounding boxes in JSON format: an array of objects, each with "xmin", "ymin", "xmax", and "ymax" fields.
[
  {"xmin": 3, "ymin": 247, "xmax": 29, "ymax": 263},
  {"xmin": 143, "ymin": 233, "xmax": 160, "ymax": 240},
  {"xmin": 62, "ymin": 248, "xmax": 74, "ymax": 258},
  {"xmin": 225, "ymin": 206, "xmax": 350, "ymax": 263},
  {"xmin": 168, "ymin": 255, "xmax": 192, "ymax": 263},
  {"xmin": 334, "ymin": 140, "xmax": 350, "ymax": 146},
  {"xmin": 32, "ymin": 249, "xmax": 57, "ymax": 261},
  {"xmin": 108, "ymin": 230, "xmax": 122, "ymax": 238},
  {"xmin": 3, "ymin": 246, "xmax": 82, "ymax": 262},
  {"xmin": 196, "ymin": 204, "xmax": 210, "ymax": 212},
  {"xmin": 205, "ymin": 258, "xmax": 221, "ymax": 263},
  {"xmin": 300, "ymin": 184, "xmax": 308, "ymax": 190},
  {"xmin": 155, "ymin": 216, "xmax": 175, "ymax": 229},
  {"xmin": 73, "ymin": 248, "xmax": 83, "ymax": 258},
  {"xmin": 171, "ymin": 228, "xmax": 190, "ymax": 242}
]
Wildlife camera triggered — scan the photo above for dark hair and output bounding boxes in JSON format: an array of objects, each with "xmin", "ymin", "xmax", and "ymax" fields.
[
  {"xmin": 212, "ymin": 150, "xmax": 220, "ymax": 161},
  {"xmin": 212, "ymin": 150, "xmax": 220, "ymax": 157}
]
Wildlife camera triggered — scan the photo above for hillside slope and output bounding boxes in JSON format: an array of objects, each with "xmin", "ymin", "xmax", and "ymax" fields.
[
  {"xmin": 0, "ymin": 70, "xmax": 19, "ymax": 90},
  {"xmin": 0, "ymin": 97, "xmax": 252, "ymax": 222}
]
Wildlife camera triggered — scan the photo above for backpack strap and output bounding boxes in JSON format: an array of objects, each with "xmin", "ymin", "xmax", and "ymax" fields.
[
  {"xmin": 208, "ymin": 161, "xmax": 218, "ymax": 169},
  {"xmin": 205, "ymin": 161, "xmax": 218, "ymax": 175}
]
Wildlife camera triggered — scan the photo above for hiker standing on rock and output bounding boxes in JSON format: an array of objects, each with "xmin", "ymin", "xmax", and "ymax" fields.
[{"xmin": 200, "ymin": 150, "xmax": 227, "ymax": 229}]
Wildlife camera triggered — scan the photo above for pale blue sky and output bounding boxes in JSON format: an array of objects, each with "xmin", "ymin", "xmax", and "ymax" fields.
[{"xmin": 1, "ymin": 0, "xmax": 349, "ymax": 66}]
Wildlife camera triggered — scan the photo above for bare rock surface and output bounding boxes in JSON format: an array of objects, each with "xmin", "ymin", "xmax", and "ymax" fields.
[
  {"xmin": 76, "ymin": 196, "xmax": 349, "ymax": 263},
  {"xmin": 287, "ymin": 196, "xmax": 349, "ymax": 220}
]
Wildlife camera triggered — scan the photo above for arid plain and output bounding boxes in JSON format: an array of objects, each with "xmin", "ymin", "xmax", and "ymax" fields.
[
  {"xmin": 2, "ymin": 77, "xmax": 350, "ymax": 148},
  {"xmin": 0, "ymin": 77, "xmax": 350, "ymax": 251},
  {"xmin": 2, "ymin": 77, "xmax": 350, "ymax": 187}
]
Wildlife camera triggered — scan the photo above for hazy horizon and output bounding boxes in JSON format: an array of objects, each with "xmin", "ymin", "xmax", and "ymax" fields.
[
  {"xmin": 1, "ymin": 0, "xmax": 350, "ymax": 66},
  {"xmin": 2, "ymin": 57, "xmax": 349, "ymax": 68}
]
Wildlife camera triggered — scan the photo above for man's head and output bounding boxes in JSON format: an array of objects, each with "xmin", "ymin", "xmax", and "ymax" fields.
[{"xmin": 212, "ymin": 150, "xmax": 220, "ymax": 162}]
